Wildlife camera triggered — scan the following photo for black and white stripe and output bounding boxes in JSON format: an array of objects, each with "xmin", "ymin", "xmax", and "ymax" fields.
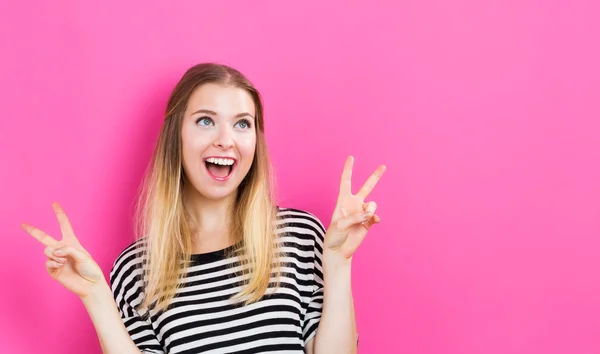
[{"xmin": 109, "ymin": 207, "xmax": 325, "ymax": 354}]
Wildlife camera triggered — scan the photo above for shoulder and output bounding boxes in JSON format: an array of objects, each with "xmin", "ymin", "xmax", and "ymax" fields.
[
  {"xmin": 109, "ymin": 238, "xmax": 147, "ymax": 290},
  {"xmin": 276, "ymin": 206, "xmax": 327, "ymax": 244}
]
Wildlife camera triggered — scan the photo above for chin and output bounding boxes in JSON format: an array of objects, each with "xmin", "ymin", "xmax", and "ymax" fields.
[{"xmin": 200, "ymin": 190, "xmax": 237, "ymax": 201}]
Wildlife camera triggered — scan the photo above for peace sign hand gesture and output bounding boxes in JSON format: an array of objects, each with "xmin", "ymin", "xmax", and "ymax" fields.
[
  {"xmin": 21, "ymin": 202, "xmax": 105, "ymax": 299},
  {"xmin": 325, "ymin": 156, "xmax": 386, "ymax": 261}
]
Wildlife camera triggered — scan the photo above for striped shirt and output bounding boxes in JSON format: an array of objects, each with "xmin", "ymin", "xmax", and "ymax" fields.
[{"xmin": 109, "ymin": 207, "xmax": 325, "ymax": 354}]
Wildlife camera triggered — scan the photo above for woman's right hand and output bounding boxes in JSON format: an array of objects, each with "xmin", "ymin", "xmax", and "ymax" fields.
[{"xmin": 21, "ymin": 202, "xmax": 106, "ymax": 299}]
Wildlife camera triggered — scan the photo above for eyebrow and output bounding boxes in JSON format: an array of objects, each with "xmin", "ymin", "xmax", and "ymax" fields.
[{"xmin": 190, "ymin": 109, "xmax": 255, "ymax": 120}]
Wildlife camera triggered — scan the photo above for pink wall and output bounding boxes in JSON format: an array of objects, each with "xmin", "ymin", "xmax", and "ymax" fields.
[{"xmin": 2, "ymin": 1, "xmax": 599, "ymax": 353}]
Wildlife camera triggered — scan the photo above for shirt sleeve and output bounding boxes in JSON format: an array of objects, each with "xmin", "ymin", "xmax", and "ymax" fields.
[
  {"xmin": 302, "ymin": 214, "xmax": 326, "ymax": 345},
  {"xmin": 109, "ymin": 244, "xmax": 165, "ymax": 354}
]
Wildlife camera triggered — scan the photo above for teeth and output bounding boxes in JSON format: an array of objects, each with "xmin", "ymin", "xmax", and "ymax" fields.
[{"xmin": 206, "ymin": 157, "xmax": 235, "ymax": 166}]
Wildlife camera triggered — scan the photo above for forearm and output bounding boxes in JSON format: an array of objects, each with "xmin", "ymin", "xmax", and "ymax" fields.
[
  {"xmin": 313, "ymin": 256, "xmax": 357, "ymax": 354},
  {"xmin": 81, "ymin": 281, "xmax": 142, "ymax": 354}
]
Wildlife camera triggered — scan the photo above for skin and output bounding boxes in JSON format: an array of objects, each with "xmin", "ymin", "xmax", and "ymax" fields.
[
  {"xmin": 180, "ymin": 83, "xmax": 257, "ymax": 252},
  {"xmin": 21, "ymin": 83, "xmax": 386, "ymax": 354}
]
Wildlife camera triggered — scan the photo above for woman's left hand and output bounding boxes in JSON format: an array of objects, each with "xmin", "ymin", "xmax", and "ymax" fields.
[{"xmin": 325, "ymin": 156, "xmax": 386, "ymax": 261}]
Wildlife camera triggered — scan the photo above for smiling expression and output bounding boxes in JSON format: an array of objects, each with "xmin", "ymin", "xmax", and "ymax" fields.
[{"xmin": 181, "ymin": 83, "xmax": 257, "ymax": 201}]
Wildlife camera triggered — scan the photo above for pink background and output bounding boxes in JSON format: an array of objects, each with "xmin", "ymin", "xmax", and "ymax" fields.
[{"xmin": 1, "ymin": 1, "xmax": 599, "ymax": 353}]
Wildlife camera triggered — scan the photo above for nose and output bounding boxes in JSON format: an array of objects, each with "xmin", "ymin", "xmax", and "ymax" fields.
[{"xmin": 213, "ymin": 125, "xmax": 234, "ymax": 150}]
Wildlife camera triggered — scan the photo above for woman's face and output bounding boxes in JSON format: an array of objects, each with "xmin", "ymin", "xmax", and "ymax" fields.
[{"xmin": 181, "ymin": 83, "xmax": 257, "ymax": 201}]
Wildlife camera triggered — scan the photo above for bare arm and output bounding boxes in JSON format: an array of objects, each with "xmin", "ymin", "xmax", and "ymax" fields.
[
  {"xmin": 311, "ymin": 258, "xmax": 357, "ymax": 354},
  {"xmin": 310, "ymin": 156, "xmax": 386, "ymax": 353},
  {"xmin": 82, "ymin": 281, "xmax": 142, "ymax": 354},
  {"xmin": 21, "ymin": 202, "xmax": 142, "ymax": 354}
]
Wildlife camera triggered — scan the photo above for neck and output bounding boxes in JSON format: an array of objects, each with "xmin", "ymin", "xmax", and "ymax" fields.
[{"xmin": 183, "ymin": 184, "xmax": 237, "ymax": 251}]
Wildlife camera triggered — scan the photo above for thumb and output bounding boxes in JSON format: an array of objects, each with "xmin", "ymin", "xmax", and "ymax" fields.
[
  {"xmin": 54, "ymin": 244, "xmax": 101, "ymax": 284},
  {"xmin": 53, "ymin": 244, "xmax": 89, "ymax": 263},
  {"xmin": 336, "ymin": 210, "xmax": 373, "ymax": 232}
]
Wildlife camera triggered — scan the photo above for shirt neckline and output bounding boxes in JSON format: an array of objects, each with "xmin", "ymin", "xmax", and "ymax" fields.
[{"xmin": 189, "ymin": 241, "xmax": 242, "ymax": 263}]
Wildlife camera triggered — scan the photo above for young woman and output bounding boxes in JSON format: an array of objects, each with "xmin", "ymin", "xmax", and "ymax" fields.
[{"xmin": 22, "ymin": 63, "xmax": 386, "ymax": 354}]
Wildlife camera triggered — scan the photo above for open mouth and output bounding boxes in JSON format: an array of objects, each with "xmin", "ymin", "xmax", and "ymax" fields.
[{"xmin": 204, "ymin": 157, "xmax": 236, "ymax": 181}]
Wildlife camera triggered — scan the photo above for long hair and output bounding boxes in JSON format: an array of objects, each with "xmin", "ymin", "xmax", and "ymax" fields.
[{"xmin": 133, "ymin": 63, "xmax": 280, "ymax": 314}]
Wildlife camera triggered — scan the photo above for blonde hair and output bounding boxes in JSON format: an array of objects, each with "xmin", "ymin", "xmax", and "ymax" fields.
[{"xmin": 133, "ymin": 63, "xmax": 280, "ymax": 314}]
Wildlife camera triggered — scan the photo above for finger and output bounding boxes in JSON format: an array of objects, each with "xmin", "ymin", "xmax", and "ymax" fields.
[
  {"xmin": 336, "ymin": 210, "xmax": 373, "ymax": 232},
  {"xmin": 339, "ymin": 156, "xmax": 354, "ymax": 197},
  {"xmin": 364, "ymin": 204, "xmax": 381, "ymax": 223},
  {"xmin": 343, "ymin": 214, "xmax": 375, "ymax": 256},
  {"xmin": 361, "ymin": 202, "xmax": 378, "ymax": 229},
  {"xmin": 363, "ymin": 201, "xmax": 377, "ymax": 215},
  {"xmin": 344, "ymin": 212, "xmax": 380, "ymax": 254},
  {"xmin": 21, "ymin": 223, "xmax": 59, "ymax": 247},
  {"xmin": 356, "ymin": 165, "xmax": 387, "ymax": 200},
  {"xmin": 52, "ymin": 202, "xmax": 79, "ymax": 243},
  {"xmin": 53, "ymin": 245, "xmax": 89, "ymax": 263},
  {"xmin": 44, "ymin": 245, "xmax": 68, "ymax": 264},
  {"xmin": 361, "ymin": 216, "xmax": 375, "ymax": 230},
  {"xmin": 46, "ymin": 259, "xmax": 64, "ymax": 269}
]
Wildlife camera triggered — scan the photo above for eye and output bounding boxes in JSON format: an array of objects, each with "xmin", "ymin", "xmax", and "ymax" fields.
[
  {"xmin": 235, "ymin": 119, "xmax": 252, "ymax": 129},
  {"xmin": 196, "ymin": 116, "xmax": 213, "ymax": 126}
]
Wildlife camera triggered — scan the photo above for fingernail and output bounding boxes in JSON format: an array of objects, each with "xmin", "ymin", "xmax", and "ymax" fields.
[
  {"xmin": 363, "ymin": 212, "xmax": 372, "ymax": 220},
  {"xmin": 54, "ymin": 248, "xmax": 63, "ymax": 255}
]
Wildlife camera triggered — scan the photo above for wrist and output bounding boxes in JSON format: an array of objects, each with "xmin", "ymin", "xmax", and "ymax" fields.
[
  {"xmin": 81, "ymin": 280, "xmax": 112, "ymax": 308},
  {"xmin": 323, "ymin": 250, "xmax": 352, "ymax": 279}
]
